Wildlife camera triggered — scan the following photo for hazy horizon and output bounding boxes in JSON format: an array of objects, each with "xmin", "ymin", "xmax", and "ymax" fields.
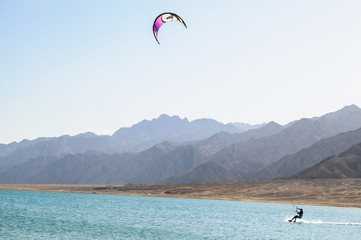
[{"xmin": 1, "ymin": 1, "xmax": 361, "ymax": 144}]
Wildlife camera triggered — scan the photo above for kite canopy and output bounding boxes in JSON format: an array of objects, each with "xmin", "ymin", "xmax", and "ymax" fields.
[{"xmin": 153, "ymin": 12, "xmax": 187, "ymax": 44}]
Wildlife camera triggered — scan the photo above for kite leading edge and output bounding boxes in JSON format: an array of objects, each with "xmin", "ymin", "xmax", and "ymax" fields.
[{"xmin": 153, "ymin": 12, "xmax": 187, "ymax": 44}]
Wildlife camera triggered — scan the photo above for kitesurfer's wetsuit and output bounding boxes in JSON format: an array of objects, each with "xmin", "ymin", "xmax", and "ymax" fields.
[{"xmin": 289, "ymin": 208, "xmax": 303, "ymax": 222}]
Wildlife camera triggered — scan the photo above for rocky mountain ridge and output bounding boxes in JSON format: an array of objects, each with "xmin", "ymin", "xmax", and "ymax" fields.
[{"xmin": 1, "ymin": 105, "xmax": 361, "ymax": 184}]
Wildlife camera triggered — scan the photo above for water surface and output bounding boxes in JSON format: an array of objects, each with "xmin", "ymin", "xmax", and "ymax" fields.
[{"xmin": 1, "ymin": 190, "xmax": 360, "ymax": 239}]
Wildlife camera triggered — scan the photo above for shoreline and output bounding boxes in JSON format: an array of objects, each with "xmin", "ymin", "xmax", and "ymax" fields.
[{"xmin": 1, "ymin": 178, "xmax": 360, "ymax": 208}]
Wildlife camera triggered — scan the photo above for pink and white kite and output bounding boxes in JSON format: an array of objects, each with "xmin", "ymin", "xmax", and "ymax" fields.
[{"xmin": 153, "ymin": 12, "xmax": 187, "ymax": 44}]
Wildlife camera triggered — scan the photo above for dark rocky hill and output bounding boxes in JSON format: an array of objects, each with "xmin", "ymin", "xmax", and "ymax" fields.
[
  {"xmin": 255, "ymin": 127, "xmax": 361, "ymax": 180},
  {"xmin": 290, "ymin": 142, "xmax": 361, "ymax": 179}
]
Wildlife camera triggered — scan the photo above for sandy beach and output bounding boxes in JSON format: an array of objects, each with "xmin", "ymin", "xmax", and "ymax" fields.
[{"xmin": 1, "ymin": 178, "xmax": 360, "ymax": 208}]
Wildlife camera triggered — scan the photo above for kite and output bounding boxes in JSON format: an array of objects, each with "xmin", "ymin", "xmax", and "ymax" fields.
[{"xmin": 153, "ymin": 12, "xmax": 187, "ymax": 44}]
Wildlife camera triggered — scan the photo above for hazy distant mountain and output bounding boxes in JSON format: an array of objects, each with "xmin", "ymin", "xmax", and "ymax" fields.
[
  {"xmin": 312, "ymin": 104, "xmax": 361, "ymax": 135},
  {"xmin": 192, "ymin": 122, "xmax": 283, "ymax": 156},
  {"xmin": 1, "ymin": 105, "xmax": 361, "ymax": 185},
  {"xmin": 255, "ymin": 127, "xmax": 361, "ymax": 180},
  {"xmin": 0, "ymin": 156, "xmax": 59, "ymax": 184},
  {"xmin": 4, "ymin": 141, "xmax": 207, "ymax": 185},
  {"xmin": 0, "ymin": 114, "xmax": 242, "ymax": 173},
  {"xmin": 125, "ymin": 144, "xmax": 208, "ymax": 184},
  {"xmin": 230, "ymin": 122, "xmax": 266, "ymax": 132},
  {"xmin": 289, "ymin": 142, "xmax": 361, "ymax": 179},
  {"xmin": 26, "ymin": 152, "xmax": 114, "ymax": 184},
  {"xmin": 166, "ymin": 106, "xmax": 361, "ymax": 184},
  {"xmin": 0, "ymin": 139, "xmax": 73, "ymax": 172},
  {"xmin": 192, "ymin": 121, "xmax": 284, "ymax": 156},
  {"xmin": 111, "ymin": 114, "xmax": 242, "ymax": 152},
  {"xmin": 230, "ymin": 121, "xmax": 285, "ymax": 141},
  {"xmin": 209, "ymin": 119, "xmax": 328, "ymax": 173},
  {"xmin": 202, "ymin": 105, "xmax": 361, "ymax": 180},
  {"xmin": 0, "ymin": 137, "xmax": 53, "ymax": 157},
  {"xmin": 0, "ymin": 134, "xmax": 119, "ymax": 172},
  {"xmin": 161, "ymin": 161, "xmax": 243, "ymax": 184}
]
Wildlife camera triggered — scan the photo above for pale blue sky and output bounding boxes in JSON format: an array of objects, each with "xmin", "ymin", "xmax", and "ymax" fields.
[{"xmin": 1, "ymin": 0, "xmax": 361, "ymax": 144}]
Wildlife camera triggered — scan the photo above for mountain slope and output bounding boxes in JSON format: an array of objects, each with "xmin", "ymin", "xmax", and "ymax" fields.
[
  {"xmin": 0, "ymin": 115, "xmax": 242, "ymax": 173},
  {"xmin": 0, "ymin": 139, "xmax": 73, "ymax": 172},
  {"xmin": 193, "ymin": 121, "xmax": 283, "ymax": 156},
  {"xmin": 210, "ymin": 119, "xmax": 328, "ymax": 170},
  {"xmin": 314, "ymin": 104, "xmax": 361, "ymax": 135},
  {"xmin": 111, "ymin": 114, "xmax": 242, "ymax": 151},
  {"xmin": 201, "ymin": 105, "xmax": 361, "ymax": 180},
  {"xmin": 0, "ymin": 156, "xmax": 59, "ymax": 184},
  {"xmin": 290, "ymin": 142, "xmax": 361, "ymax": 179},
  {"xmin": 1, "ymin": 105, "xmax": 361, "ymax": 185},
  {"xmin": 11, "ymin": 141, "xmax": 207, "ymax": 185},
  {"xmin": 161, "ymin": 161, "xmax": 242, "ymax": 184},
  {"xmin": 255, "ymin": 127, "xmax": 361, "ymax": 180}
]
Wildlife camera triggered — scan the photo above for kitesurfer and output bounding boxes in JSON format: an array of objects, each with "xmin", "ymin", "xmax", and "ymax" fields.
[{"xmin": 289, "ymin": 208, "xmax": 303, "ymax": 222}]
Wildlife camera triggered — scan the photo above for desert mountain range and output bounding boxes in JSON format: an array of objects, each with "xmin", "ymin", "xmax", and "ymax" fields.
[{"xmin": 1, "ymin": 105, "xmax": 361, "ymax": 184}]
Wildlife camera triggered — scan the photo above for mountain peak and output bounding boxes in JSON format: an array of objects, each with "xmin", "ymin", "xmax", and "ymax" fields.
[
  {"xmin": 254, "ymin": 121, "xmax": 283, "ymax": 133},
  {"xmin": 340, "ymin": 104, "xmax": 360, "ymax": 112},
  {"xmin": 111, "ymin": 114, "xmax": 241, "ymax": 149},
  {"xmin": 154, "ymin": 114, "xmax": 188, "ymax": 122},
  {"xmin": 321, "ymin": 104, "xmax": 361, "ymax": 120},
  {"xmin": 158, "ymin": 114, "xmax": 171, "ymax": 119},
  {"xmin": 265, "ymin": 121, "xmax": 282, "ymax": 128},
  {"xmin": 75, "ymin": 132, "xmax": 97, "ymax": 138}
]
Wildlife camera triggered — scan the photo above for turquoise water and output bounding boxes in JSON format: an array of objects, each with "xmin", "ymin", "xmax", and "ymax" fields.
[{"xmin": 1, "ymin": 190, "xmax": 360, "ymax": 239}]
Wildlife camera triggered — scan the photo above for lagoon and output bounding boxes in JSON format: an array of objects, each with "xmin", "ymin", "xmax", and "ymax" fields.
[{"xmin": 1, "ymin": 190, "xmax": 360, "ymax": 239}]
